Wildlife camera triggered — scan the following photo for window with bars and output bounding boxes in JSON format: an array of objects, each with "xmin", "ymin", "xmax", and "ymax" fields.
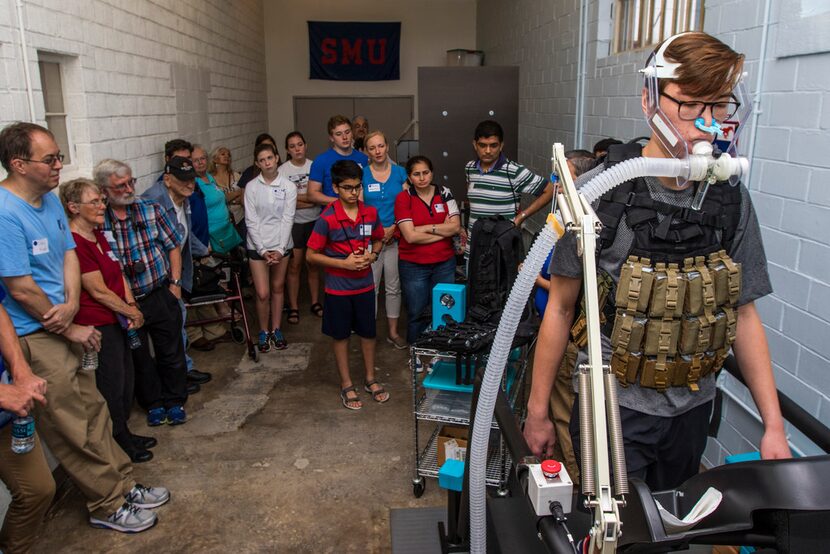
[
  {"xmin": 37, "ymin": 58, "xmax": 72, "ymax": 165},
  {"xmin": 612, "ymin": 0, "xmax": 705, "ymax": 54}
]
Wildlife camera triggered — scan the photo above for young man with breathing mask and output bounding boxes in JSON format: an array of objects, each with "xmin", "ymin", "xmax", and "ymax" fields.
[{"xmin": 523, "ymin": 32, "xmax": 790, "ymax": 491}]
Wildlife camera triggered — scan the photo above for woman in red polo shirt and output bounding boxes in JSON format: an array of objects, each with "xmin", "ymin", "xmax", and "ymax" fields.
[
  {"xmin": 59, "ymin": 178, "xmax": 152, "ymax": 464},
  {"xmin": 394, "ymin": 156, "xmax": 461, "ymax": 344}
]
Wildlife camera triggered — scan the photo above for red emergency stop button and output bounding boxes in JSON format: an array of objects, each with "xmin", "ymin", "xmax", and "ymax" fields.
[{"xmin": 541, "ymin": 459, "xmax": 561, "ymax": 478}]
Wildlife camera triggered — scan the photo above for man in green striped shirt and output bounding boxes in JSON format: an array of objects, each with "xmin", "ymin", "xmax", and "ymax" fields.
[{"xmin": 463, "ymin": 120, "xmax": 554, "ymax": 255}]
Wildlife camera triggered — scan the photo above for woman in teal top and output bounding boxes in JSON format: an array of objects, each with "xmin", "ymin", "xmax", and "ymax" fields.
[
  {"xmin": 194, "ymin": 145, "xmax": 242, "ymax": 254},
  {"xmin": 362, "ymin": 131, "xmax": 408, "ymax": 349}
]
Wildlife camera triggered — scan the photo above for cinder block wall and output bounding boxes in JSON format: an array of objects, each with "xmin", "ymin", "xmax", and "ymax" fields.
[
  {"xmin": 477, "ymin": 0, "xmax": 830, "ymax": 462},
  {"xmin": 0, "ymin": 0, "xmax": 268, "ymax": 191}
]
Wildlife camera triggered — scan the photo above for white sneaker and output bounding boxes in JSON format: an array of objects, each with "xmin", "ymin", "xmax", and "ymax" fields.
[
  {"xmin": 89, "ymin": 503, "xmax": 157, "ymax": 533},
  {"xmin": 126, "ymin": 484, "xmax": 170, "ymax": 509}
]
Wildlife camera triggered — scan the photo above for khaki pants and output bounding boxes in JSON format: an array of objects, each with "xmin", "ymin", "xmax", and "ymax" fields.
[
  {"xmin": 0, "ymin": 426, "xmax": 55, "ymax": 554},
  {"xmin": 19, "ymin": 331, "xmax": 134, "ymax": 518},
  {"xmin": 185, "ymin": 304, "xmax": 228, "ymax": 343},
  {"xmin": 550, "ymin": 341, "xmax": 580, "ymax": 484}
]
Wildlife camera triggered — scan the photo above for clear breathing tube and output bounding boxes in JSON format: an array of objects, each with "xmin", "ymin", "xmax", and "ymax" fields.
[{"xmin": 468, "ymin": 153, "xmax": 747, "ymax": 553}]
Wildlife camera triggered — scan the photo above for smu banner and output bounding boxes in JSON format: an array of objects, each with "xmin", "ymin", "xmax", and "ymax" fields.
[{"xmin": 308, "ymin": 21, "xmax": 401, "ymax": 81}]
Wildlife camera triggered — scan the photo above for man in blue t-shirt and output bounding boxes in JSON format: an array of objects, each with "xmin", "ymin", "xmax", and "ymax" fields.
[
  {"xmin": 307, "ymin": 114, "xmax": 369, "ymax": 207},
  {"xmin": 0, "ymin": 122, "xmax": 168, "ymax": 533}
]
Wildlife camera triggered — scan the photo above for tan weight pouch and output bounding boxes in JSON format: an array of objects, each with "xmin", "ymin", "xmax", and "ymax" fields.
[
  {"xmin": 644, "ymin": 318, "xmax": 680, "ymax": 357},
  {"xmin": 679, "ymin": 315, "xmax": 712, "ymax": 356},
  {"xmin": 616, "ymin": 256, "xmax": 653, "ymax": 313},
  {"xmin": 710, "ymin": 310, "xmax": 727, "ymax": 351},
  {"xmin": 610, "ymin": 312, "xmax": 647, "ymax": 355},
  {"xmin": 683, "ymin": 258, "xmax": 703, "ymax": 316},
  {"xmin": 611, "ymin": 351, "xmax": 642, "ymax": 386},
  {"xmin": 640, "ymin": 357, "xmax": 671, "ymax": 390},
  {"xmin": 709, "ymin": 252, "xmax": 729, "ymax": 306},
  {"xmin": 649, "ymin": 262, "xmax": 687, "ymax": 318}
]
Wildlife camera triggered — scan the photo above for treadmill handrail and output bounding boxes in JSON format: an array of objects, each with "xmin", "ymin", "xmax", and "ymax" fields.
[{"xmin": 722, "ymin": 355, "xmax": 830, "ymax": 453}]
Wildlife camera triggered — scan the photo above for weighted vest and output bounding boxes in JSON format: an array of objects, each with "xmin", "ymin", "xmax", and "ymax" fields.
[{"xmin": 574, "ymin": 143, "xmax": 744, "ymax": 392}]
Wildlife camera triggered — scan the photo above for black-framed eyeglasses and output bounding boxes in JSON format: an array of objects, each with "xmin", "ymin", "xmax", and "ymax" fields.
[
  {"xmin": 660, "ymin": 92, "xmax": 740, "ymax": 122},
  {"xmin": 108, "ymin": 178, "xmax": 137, "ymax": 192},
  {"xmin": 336, "ymin": 185, "xmax": 361, "ymax": 193},
  {"xmin": 21, "ymin": 153, "xmax": 64, "ymax": 167}
]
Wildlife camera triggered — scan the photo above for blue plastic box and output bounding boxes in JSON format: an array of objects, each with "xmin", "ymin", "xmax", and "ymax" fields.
[
  {"xmin": 438, "ymin": 459, "xmax": 465, "ymax": 492},
  {"xmin": 432, "ymin": 283, "xmax": 466, "ymax": 329}
]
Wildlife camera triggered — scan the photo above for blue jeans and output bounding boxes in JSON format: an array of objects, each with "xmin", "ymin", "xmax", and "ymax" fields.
[
  {"xmin": 399, "ymin": 257, "xmax": 456, "ymax": 343},
  {"xmin": 178, "ymin": 299, "xmax": 194, "ymax": 372}
]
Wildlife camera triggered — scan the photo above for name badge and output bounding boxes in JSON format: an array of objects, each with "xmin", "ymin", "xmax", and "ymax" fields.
[
  {"xmin": 32, "ymin": 238, "xmax": 49, "ymax": 255},
  {"xmin": 107, "ymin": 251, "xmax": 119, "ymax": 262},
  {"xmin": 434, "ymin": 204, "xmax": 446, "ymax": 213},
  {"xmin": 272, "ymin": 188, "xmax": 285, "ymax": 199},
  {"xmin": 361, "ymin": 224, "xmax": 373, "ymax": 236},
  {"xmin": 367, "ymin": 183, "xmax": 381, "ymax": 193}
]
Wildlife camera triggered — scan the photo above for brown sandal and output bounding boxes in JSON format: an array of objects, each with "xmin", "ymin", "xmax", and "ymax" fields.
[
  {"xmin": 363, "ymin": 380, "xmax": 390, "ymax": 403},
  {"xmin": 340, "ymin": 386, "xmax": 362, "ymax": 410}
]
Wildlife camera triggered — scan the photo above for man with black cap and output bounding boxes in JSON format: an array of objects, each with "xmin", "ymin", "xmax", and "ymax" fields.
[
  {"xmin": 98, "ymin": 157, "xmax": 190, "ymax": 427},
  {"xmin": 154, "ymin": 139, "xmax": 213, "ymax": 391}
]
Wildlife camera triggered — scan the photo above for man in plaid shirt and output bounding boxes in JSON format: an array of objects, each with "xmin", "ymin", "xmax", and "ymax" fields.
[{"xmin": 97, "ymin": 159, "xmax": 190, "ymax": 428}]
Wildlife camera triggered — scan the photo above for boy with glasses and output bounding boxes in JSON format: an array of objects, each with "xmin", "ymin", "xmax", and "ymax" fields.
[
  {"xmin": 306, "ymin": 161, "xmax": 389, "ymax": 410},
  {"xmin": 524, "ymin": 32, "xmax": 790, "ymax": 491}
]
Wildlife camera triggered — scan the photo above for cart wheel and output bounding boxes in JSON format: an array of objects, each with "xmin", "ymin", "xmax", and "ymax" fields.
[
  {"xmin": 230, "ymin": 325, "xmax": 245, "ymax": 344},
  {"xmin": 413, "ymin": 480, "xmax": 426, "ymax": 498},
  {"xmin": 249, "ymin": 346, "xmax": 259, "ymax": 362}
]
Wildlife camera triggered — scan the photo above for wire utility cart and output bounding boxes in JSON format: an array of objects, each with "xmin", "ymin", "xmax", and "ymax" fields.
[{"xmin": 410, "ymin": 345, "xmax": 528, "ymax": 498}]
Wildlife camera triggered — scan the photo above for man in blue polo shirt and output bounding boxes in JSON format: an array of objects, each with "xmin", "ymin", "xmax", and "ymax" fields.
[{"xmin": 307, "ymin": 114, "xmax": 369, "ymax": 207}]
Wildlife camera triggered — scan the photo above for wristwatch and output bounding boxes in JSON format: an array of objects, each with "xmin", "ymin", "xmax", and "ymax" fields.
[{"xmin": 170, "ymin": 278, "xmax": 183, "ymax": 287}]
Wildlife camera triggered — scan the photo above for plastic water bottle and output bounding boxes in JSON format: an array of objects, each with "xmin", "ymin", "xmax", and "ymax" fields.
[
  {"xmin": 81, "ymin": 349, "xmax": 98, "ymax": 371},
  {"xmin": 11, "ymin": 416, "xmax": 35, "ymax": 454},
  {"xmin": 126, "ymin": 328, "xmax": 142, "ymax": 350}
]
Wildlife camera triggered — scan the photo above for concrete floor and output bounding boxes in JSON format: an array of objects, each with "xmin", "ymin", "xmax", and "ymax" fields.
[
  {"xmin": 32, "ymin": 295, "xmax": 446, "ymax": 553},
  {"xmin": 27, "ymin": 291, "xmax": 720, "ymax": 553}
]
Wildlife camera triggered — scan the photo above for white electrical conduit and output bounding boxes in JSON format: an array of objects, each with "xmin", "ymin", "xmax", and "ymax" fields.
[
  {"xmin": 468, "ymin": 155, "xmax": 734, "ymax": 553},
  {"xmin": 15, "ymin": 0, "xmax": 36, "ymax": 122},
  {"xmin": 574, "ymin": 0, "xmax": 589, "ymax": 148},
  {"xmin": 745, "ymin": 0, "xmax": 773, "ymax": 186}
]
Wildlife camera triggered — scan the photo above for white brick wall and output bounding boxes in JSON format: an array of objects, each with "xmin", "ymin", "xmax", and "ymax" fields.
[
  {"xmin": 0, "ymin": 0, "xmax": 266, "ymax": 519},
  {"xmin": 478, "ymin": 0, "xmax": 830, "ymax": 461},
  {"xmin": 0, "ymin": 0, "xmax": 267, "ymax": 191}
]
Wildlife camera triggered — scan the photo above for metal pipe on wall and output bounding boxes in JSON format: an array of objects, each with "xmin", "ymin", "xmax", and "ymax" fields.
[
  {"xmin": 745, "ymin": 0, "xmax": 773, "ymax": 186},
  {"xmin": 574, "ymin": 0, "xmax": 589, "ymax": 148},
  {"xmin": 14, "ymin": 0, "xmax": 36, "ymax": 122}
]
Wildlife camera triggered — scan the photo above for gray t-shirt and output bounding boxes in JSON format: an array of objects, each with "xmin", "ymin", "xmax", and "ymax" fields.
[{"xmin": 551, "ymin": 164, "xmax": 772, "ymax": 416}]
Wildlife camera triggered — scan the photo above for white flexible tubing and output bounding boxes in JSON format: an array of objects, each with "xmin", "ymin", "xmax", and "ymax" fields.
[{"xmin": 468, "ymin": 156, "xmax": 700, "ymax": 554}]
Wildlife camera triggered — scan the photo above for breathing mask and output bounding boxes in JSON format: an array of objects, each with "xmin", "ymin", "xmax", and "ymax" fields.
[{"xmin": 640, "ymin": 33, "xmax": 753, "ymax": 189}]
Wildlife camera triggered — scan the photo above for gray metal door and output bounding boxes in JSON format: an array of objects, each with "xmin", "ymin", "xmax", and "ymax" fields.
[{"xmin": 418, "ymin": 66, "xmax": 519, "ymax": 201}]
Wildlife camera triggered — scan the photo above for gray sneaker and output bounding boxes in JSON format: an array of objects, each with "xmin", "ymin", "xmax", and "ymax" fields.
[
  {"xmin": 125, "ymin": 484, "xmax": 170, "ymax": 509},
  {"xmin": 89, "ymin": 502, "xmax": 157, "ymax": 533}
]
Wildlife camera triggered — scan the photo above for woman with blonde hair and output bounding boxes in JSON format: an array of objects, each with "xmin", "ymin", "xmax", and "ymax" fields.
[
  {"xmin": 208, "ymin": 146, "xmax": 243, "ymax": 227},
  {"xmin": 362, "ymin": 130, "xmax": 408, "ymax": 348}
]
